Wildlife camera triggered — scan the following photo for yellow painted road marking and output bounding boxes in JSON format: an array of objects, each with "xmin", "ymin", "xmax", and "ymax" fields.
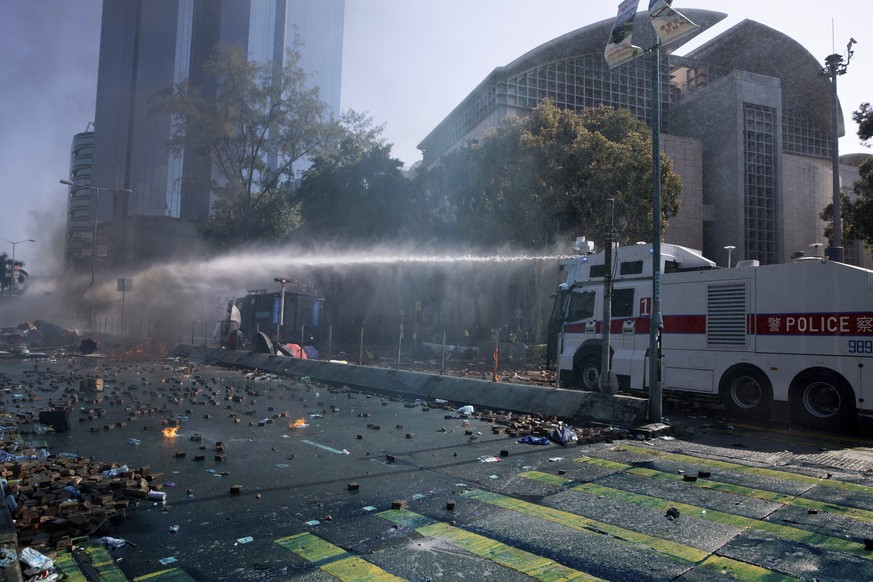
[
  {"xmin": 461, "ymin": 489, "xmax": 798, "ymax": 580},
  {"xmin": 53, "ymin": 550, "xmax": 87, "ymax": 582},
  {"xmin": 134, "ymin": 567, "xmax": 198, "ymax": 581},
  {"xmin": 276, "ymin": 532, "xmax": 406, "ymax": 581},
  {"xmin": 618, "ymin": 444, "xmax": 873, "ymax": 495},
  {"xmin": 83, "ymin": 545, "xmax": 128, "ymax": 582},
  {"xmin": 698, "ymin": 555, "xmax": 802, "ymax": 582},
  {"xmin": 568, "ymin": 457, "xmax": 873, "ymax": 524},
  {"xmin": 380, "ymin": 508, "xmax": 602, "ymax": 581},
  {"xmin": 572, "ymin": 482, "xmax": 868, "ymax": 558}
]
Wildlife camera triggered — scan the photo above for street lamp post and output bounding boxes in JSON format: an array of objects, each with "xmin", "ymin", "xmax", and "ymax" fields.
[
  {"xmin": 60, "ymin": 179, "xmax": 132, "ymax": 285},
  {"xmin": 819, "ymin": 38, "xmax": 856, "ymax": 263},
  {"xmin": 0, "ymin": 237, "xmax": 35, "ymax": 297},
  {"xmin": 274, "ymin": 277, "xmax": 291, "ymax": 341},
  {"xmin": 61, "ymin": 179, "xmax": 132, "ymax": 329}
]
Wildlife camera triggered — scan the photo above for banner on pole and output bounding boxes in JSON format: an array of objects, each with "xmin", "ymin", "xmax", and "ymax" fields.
[
  {"xmin": 272, "ymin": 295, "xmax": 281, "ymax": 325},
  {"xmin": 604, "ymin": 0, "xmax": 642, "ymax": 69},
  {"xmin": 648, "ymin": 0, "xmax": 698, "ymax": 45}
]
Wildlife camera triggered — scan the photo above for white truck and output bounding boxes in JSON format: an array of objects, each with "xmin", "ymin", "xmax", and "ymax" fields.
[{"xmin": 552, "ymin": 240, "xmax": 873, "ymax": 429}]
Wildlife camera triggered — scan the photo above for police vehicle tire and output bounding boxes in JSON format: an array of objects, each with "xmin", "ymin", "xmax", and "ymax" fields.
[
  {"xmin": 720, "ymin": 366, "xmax": 771, "ymax": 420},
  {"xmin": 575, "ymin": 355, "xmax": 601, "ymax": 392},
  {"xmin": 793, "ymin": 372, "xmax": 856, "ymax": 430}
]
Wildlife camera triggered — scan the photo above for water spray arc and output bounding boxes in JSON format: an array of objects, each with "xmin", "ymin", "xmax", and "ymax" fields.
[{"xmin": 39, "ymin": 238, "xmax": 572, "ymax": 372}]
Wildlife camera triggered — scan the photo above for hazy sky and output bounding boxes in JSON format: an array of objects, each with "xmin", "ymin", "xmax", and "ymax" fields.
[{"xmin": 0, "ymin": 0, "xmax": 869, "ymax": 276}]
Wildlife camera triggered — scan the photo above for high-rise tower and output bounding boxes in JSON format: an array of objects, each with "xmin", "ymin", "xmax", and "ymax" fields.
[
  {"xmin": 64, "ymin": 129, "xmax": 95, "ymax": 271},
  {"xmin": 74, "ymin": 0, "xmax": 343, "ymax": 272}
]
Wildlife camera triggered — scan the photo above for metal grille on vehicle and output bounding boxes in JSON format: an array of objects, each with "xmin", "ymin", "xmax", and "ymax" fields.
[{"xmin": 707, "ymin": 283, "xmax": 748, "ymax": 347}]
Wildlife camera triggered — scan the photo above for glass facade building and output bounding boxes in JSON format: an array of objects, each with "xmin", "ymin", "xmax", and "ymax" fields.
[
  {"xmin": 82, "ymin": 0, "xmax": 343, "ymax": 271},
  {"xmin": 419, "ymin": 10, "xmax": 856, "ymax": 266}
]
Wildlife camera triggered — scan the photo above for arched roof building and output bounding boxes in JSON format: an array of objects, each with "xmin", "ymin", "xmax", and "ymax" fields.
[{"xmin": 418, "ymin": 9, "xmax": 858, "ymax": 266}]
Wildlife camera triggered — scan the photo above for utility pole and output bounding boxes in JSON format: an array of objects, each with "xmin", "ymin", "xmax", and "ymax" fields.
[
  {"xmin": 600, "ymin": 199, "xmax": 618, "ymax": 394},
  {"xmin": 604, "ymin": 0, "xmax": 697, "ymax": 422},
  {"xmin": 60, "ymin": 179, "xmax": 132, "ymax": 329},
  {"xmin": 820, "ymin": 37, "xmax": 856, "ymax": 262}
]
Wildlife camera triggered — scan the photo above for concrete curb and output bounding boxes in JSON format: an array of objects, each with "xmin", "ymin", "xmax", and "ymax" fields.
[{"xmin": 169, "ymin": 344, "xmax": 649, "ymax": 427}]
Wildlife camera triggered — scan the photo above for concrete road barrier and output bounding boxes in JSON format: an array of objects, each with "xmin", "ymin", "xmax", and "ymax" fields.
[{"xmin": 169, "ymin": 345, "xmax": 649, "ymax": 427}]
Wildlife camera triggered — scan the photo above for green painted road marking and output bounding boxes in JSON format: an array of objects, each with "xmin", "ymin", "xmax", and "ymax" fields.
[
  {"xmin": 464, "ymin": 489, "xmax": 798, "ymax": 582},
  {"xmin": 572, "ymin": 482, "xmax": 868, "ymax": 558},
  {"xmin": 572, "ymin": 457, "xmax": 873, "ymax": 524},
  {"xmin": 462, "ymin": 489, "xmax": 797, "ymax": 580},
  {"xmin": 276, "ymin": 532, "xmax": 346, "ymax": 563},
  {"xmin": 134, "ymin": 567, "xmax": 198, "ymax": 581},
  {"xmin": 53, "ymin": 550, "xmax": 87, "ymax": 582},
  {"xmin": 464, "ymin": 489, "xmax": 695, "ymax": 563},
  {"xmin": 276, "ymin": 532, "xmax": 406, "ymax": 581},
  {"xmin": 462, "ymin": 488, "xmax": 710, "ymax": 564},
  {"xmin": 519, "ymin": 470, "xmax": 573, "ymax": 485},
  {"xmin": 698, "ymin": 555, "xmax": 801, "ymax": 582},
  {"xmin": 618, "ymin": 444, "xmax": 873, "ymax": 495},
  {"xmin": 380, "ymin": 508, "xmax": 603, "ymax": 581},
  {"xmin": 84, "ymin": 544, "xmax": 128, "ymax": 582}
]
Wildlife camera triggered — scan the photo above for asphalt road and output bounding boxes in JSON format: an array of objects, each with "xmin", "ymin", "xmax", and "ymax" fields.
[{"xmin": 4, "ymin": 349, "xmax": 873, "ymax": 581}]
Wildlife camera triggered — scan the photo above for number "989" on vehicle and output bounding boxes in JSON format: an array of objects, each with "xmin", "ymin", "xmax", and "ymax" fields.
[{"xmin": 848, "ymin": 339, "xmax": 873, "ymax": 354}]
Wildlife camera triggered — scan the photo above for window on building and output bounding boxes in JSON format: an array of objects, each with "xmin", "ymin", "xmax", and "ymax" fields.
[{"xmin": 743, "ymin": 103, "xmax": 777, "ymax": 265}]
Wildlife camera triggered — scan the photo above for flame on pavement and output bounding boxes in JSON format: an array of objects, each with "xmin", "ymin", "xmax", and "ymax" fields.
[
  {"xmin": 289, "ymin": 418, "xmax": 307, "ymax": 429},
  {"xmin": 162, "ymin": 425, "xmax": 180, "ymax": 438}
]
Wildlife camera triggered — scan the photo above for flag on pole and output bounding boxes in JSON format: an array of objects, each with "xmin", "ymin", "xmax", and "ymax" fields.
[
  {"xmin": 648, "ymin": 0, "xmax": 698, "ymax": 44},
  {"xmin": 604, "ymin": 0, "xmax": 642, "ymax": 68}
]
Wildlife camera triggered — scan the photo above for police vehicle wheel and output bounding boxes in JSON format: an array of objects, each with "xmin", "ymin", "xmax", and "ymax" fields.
[
  {"xmin": 794, "ymin": 373, "xmax": 855, "ymax": 430},
  {"xmin": 576, "ymin": 355, "xmax": 600, "ymax": 391},
  {"xmin": 720, "ymin": 366, "xmax": 771, "ymax": 420}
]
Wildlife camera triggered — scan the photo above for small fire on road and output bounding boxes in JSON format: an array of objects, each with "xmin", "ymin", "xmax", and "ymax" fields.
[
  {"xmin": 289, "ymin": 418, "xmax": 308, "ymax": 429},
  {"xmin": 162, "ymin": 425, "xmax": 180, "ymax": 438}
]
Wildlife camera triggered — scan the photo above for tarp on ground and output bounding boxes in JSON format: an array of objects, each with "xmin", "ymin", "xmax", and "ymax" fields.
[
  {"xmin": 285, "ymin": 344, "xmax": 308, "ymax": 359},
  {"xmin": 549, "ymin": 425, "xmax": 578, "ymax": 447},
  {"xmin": 517, "ymin": 435, "xmax": 550, "ymax": 445}
]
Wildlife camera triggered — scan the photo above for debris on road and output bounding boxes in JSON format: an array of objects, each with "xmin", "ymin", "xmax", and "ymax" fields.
[
  {"xmin": 0, "ymin": 428, "xmax": 164, "ymax": 551},
  {"xmin": 517, "ymin": 435, "xmax": 550, "ymax": 445}
]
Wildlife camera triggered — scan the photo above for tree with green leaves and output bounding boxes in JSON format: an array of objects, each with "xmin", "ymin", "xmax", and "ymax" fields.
[
  {"xmin": 295, "ymin": 110, "xmax": 418, "ymax": 244},
  {"xmin": 155, "ymin": 42, "xmax": 327, "ymax": 249},
  {"xmin": 853, "ymin": 102, "xmax": 873, "ymax": 145},
  {"xmin": 423, "ymin": 101, "xmax": 682, "ymax": 249},
  {"xmin": 821, "ymin": 156, "xmax": 873, "ymax": 250},
  {"xmin": 0, "ymin": 253, "xmax": 28, "ymax": 296}
]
